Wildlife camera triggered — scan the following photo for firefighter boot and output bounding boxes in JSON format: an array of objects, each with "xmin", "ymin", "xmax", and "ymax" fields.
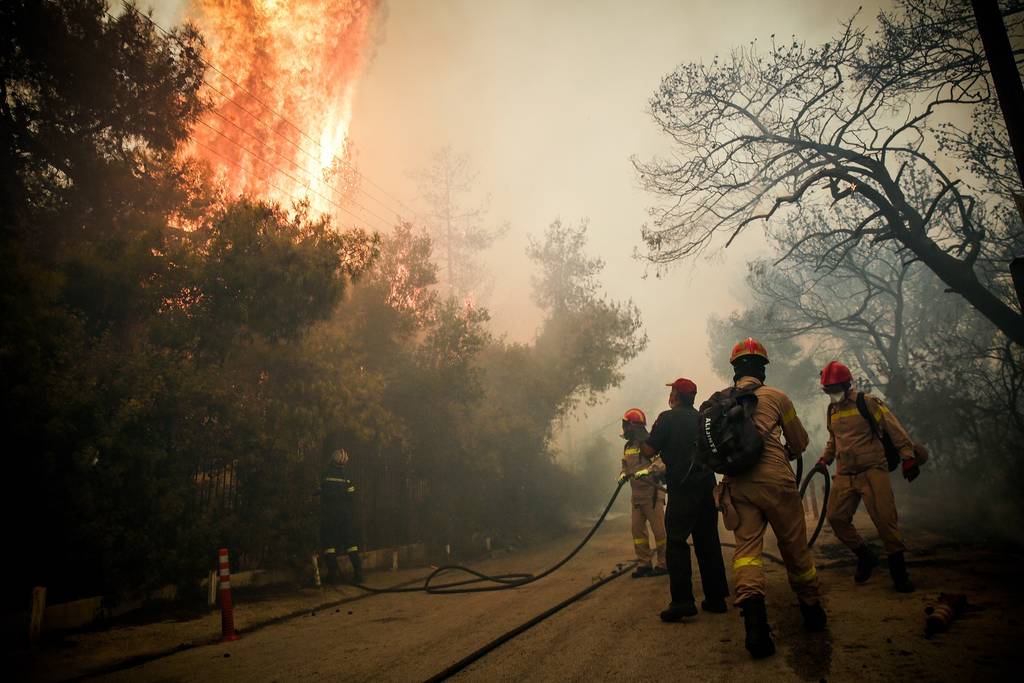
[
  {"xmin": 888, "ymin": 552, "xmax": 915, "ymax": 593},
  {"xmin": 348, "ymin": 551, "xmax": 364, "ymax": 585},
  {"xmin": 799, "ymin": 601, "xmax": 827, "ymax": 632},
  {"xmin": 701, "ymin": 597, "xmax": 729, "ymax": 613},
  {"xmin": 740, "ymin": 597, "xmax": 775, "ymax": 659},
  {"xmin": 632, "ymin": 564, "xmax": 653, "ymax": 579},
  {"xmin": 854, "ymin": 545, "xmax": 878, "ymax": 584}
]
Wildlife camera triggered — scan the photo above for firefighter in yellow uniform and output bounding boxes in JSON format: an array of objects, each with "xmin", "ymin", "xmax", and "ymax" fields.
[
  {"xmin": 707, "ymin": 338, "xmax": 825, "ymax": 659},
  {"xmin": 813, "ymin": 361, "xmax": 920, "ymax": 593},
  {"xmin": 618, "ymin": 409, "xmax": 668, "ymax": 578}
]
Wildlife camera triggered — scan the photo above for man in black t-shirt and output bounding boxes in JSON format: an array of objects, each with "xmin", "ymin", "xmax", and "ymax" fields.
[{"xmin": 642, "ymin": 378, "xmax": 730, "ymax": 621}]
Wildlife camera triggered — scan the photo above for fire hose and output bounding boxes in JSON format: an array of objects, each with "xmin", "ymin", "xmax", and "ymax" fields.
[
  {"xmin": 352, "ymin": 477, "xmax": 634, "ymax": 595},
  {"xmin": 800, "ymin": 463, "xmax": 831, "ymax": 548},
  {"xmin": 354, "ymin": 458, "xmax": 831, "ymax": 597}
]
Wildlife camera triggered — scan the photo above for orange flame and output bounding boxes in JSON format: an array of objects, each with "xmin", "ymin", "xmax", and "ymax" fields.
[{"xmin": 186, "ymin": 0, "xmax": 379, "ymax": 221}]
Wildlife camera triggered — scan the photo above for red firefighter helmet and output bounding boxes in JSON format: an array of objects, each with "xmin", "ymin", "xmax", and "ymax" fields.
[
  {"xmin": 729, "ymin": 337, "xmax": 770, "ymax": 364},
  {"xmin": 622, "ymin": 408, "xmax": 647, "ymax": 425},
  {"xmin": 820, "ymin": 360, "xmax": 853, "ymax": 387}
]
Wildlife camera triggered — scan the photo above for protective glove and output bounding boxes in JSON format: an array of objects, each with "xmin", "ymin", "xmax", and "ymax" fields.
[
  {"xmin": 902, "ymin": 457, "xmax": 920, "ymax": 483},
  {"xmin": 633, "ymin": 468, "xmax": 651, "ymax": 479},
  {"xmin": 617, "ymin": 472, "xmax": 628, "ymax": 485},
  {"xmin": 812, "ymin": 457, "xmax": 829, "ymax": 475}
]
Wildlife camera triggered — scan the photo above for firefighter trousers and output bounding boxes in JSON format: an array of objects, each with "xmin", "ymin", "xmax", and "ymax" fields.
[
  {"xmin": 827, "ymin": 468, "xmax": 905, "ymax": 554},
  {"xmin": 728, "ymin": 477, "xmax": 821, "ymax": 606},
  {"xmin": 665, "ymin": 476, "xmax": 730, "ymax": 605},
  {"xmin": 631, "ymin": 493, "xmax": 667, "ymax": 567}
]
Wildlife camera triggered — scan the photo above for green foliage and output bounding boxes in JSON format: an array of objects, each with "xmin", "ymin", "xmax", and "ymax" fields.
[{"xmin": 1, "ymin": 2, "xmax": 647, "ymax": 605}]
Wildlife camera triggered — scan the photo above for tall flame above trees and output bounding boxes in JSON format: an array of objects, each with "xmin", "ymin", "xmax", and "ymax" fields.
[{"xmin": 186, "ymin": 0, "xmax": 379, "ymax": 220}]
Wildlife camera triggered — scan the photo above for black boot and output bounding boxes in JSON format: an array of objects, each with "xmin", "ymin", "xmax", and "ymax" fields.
[
  {"xmin": 632, "ymin": 564, "xmax": 653, "ymax": 579},
  {"xmin": 348, "ymin": 550, "xmax": 364, "ymax": 585},
  {"xmin": 799, "ymin": 601, "xmax": 827, "ymax": 632},
  {"xmin": 701, "ymin": 597, "xmax": 729, "ymax": 613},
  {"xmin": 888, "ymin": 552, "xmax": 914, "ymax": 593},
  {"xmin": 660, "ymin": 601, "xmax": 698, "ymax": 622},
  {"xmin": 739, "ymin": 597, "xmax": 775, "ymax": 659},
  {"xmin": 854, "ymin": 545, "xmax": 877, "ymax": 584}
]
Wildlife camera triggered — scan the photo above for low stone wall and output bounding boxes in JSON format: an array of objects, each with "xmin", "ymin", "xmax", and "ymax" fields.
[{"xmin": 31, "ymin": 542, "xmax": 430, "ymax": 634}]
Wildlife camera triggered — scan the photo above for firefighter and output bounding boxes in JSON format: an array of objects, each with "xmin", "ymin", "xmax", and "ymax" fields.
[
  {"xmin": 708, "ymin": 339, "xmax": 825, "ymax": 659},
  {"xmin": 640, "ymin": 379, "xmax": 730, "ymax": 622},
  {"xmin": 321, "ymin": 448, "xmax": 363, "ymax": 585},
  {"xmin": 618, "ymin": 408, "xmax": 668, "ymax": 578},
  {"xmin": 812, "ymin": 360, "xmax": 919, "ymax": 593}
]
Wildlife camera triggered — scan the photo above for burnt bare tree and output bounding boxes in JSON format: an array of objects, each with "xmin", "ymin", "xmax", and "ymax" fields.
[
  {"xmin": 635, "ymin": 0, "xmax": 1024, "ymax": 344},
  {"xmin": 412, "ymin": 146, "xmax": 508, "ymax": 301}
]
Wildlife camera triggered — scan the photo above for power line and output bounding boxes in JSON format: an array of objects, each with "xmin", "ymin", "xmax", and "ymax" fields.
[
  {"xmin": 201, "ymin": 104, "xmax": 395, "ymax": 229},
  {"xmin": 120, "ymin": 2, "xmax": 423, "ymax": 224},
  {"xmin": 199, "ymin": 72, "xmax": 404, "ymax": 226},
  {"xmin": 192, "ymin": 135, "xmax": 391, "ymax": 239},
  {"xmin": 194, "ymin": 117, "xmax": 391, "ymax": 230},
  {"xmin": 190, "ymin": 136, "xmax": 307, "ymax": 209}
]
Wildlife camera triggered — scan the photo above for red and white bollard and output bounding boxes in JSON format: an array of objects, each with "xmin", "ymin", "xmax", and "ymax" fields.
[{"xmin": 218, "ymin": 548, "xmax": 239, "ymax": 642}]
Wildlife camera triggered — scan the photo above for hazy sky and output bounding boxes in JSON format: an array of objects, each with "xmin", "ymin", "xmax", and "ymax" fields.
[{"xmin": 154, "ymin": 0, "xmax": 892, "ymax": 455}]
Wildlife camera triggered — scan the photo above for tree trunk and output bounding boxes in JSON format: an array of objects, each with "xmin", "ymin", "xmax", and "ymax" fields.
[
  {"xmin": 902, "ymin": 226, "xmax": 1024, "ymax": 344},
  {"xmin": 972, "ymin": 0, "xmax": 1024, "ymax": 189}
]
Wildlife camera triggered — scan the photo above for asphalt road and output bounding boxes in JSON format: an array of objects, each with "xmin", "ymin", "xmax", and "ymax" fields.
[{"xmin": 95, "ymin": 511, "xmax": 1020, "ymax": 682}]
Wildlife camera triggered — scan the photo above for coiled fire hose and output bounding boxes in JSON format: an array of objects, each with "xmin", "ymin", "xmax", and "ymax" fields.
[{"xmin": 353, "ymin": 478, "xmax": 632, "ymax": 595}]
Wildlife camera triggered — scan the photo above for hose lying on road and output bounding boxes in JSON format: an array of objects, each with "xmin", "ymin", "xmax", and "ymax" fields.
[
  {"xmin": 353, "ymin": 479, "xmax": 632, "ymax": 595},
  {"xmin": 423, "ymin": 561, "xmax": 636, "ymax": 682},
  {"xmin": 356, "ymin": 460, "xmax": 830, "ymax": 595}
]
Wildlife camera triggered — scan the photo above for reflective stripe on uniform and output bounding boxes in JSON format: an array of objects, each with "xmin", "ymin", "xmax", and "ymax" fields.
[
  {"xmin": 347, "ymin": 486, "xmax": 356, "ymax": 492},
  {"xmin": 325, "ymin": 547, "xmax": 336, "ymax": 554},
  {"xmin": 789, "ymin": 566, "xmax": 818, "ymax": 583},
  {"xmin": 633, "ymin": 537, "xmax": 647, "ymax": 545},
  {"xmin": 656, "ymin": 538, "xmax": 667, "ymax": 547},
  {"xmin": 733, "ymin": 556, "xmax": 764, "ymax": 570},
  {"xmin": 346, "ymin": 546, "xmax": 359, "ymax": 553},
  {"xmin": 782, "ymin": 408, "xmax": 797, "ymax": 424},
  {"xmin": 325, "ymin": 477, "xmax": 349, "ymax": 483},
  {"xmin": 831, "ymin": 406, "xmax": 886, "ymax": 422}
]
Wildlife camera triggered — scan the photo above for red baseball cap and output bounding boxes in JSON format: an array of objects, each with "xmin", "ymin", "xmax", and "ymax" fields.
[{"xmin": 666, "ymin": 378, "xmax": 697, "ymax": 395}]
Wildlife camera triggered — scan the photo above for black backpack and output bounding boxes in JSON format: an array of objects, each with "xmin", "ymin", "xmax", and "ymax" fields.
[
  {"xmin": 854, "ymin": 392, "xmax": 901, "ymax": 472},
  {"xmin": 696, "ymin": 386, "xmax": 765, "ymax": 476}
]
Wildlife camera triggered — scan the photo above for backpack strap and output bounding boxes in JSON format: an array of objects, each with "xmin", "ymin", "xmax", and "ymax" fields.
[{"xmin": 854, "ymin": 392, "xmax": 883, "ymax": 440}]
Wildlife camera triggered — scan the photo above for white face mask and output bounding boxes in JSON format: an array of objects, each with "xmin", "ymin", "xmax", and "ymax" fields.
[{"xmin": 828, "ymin": 391, "xmax": 846, "ymax": 404}]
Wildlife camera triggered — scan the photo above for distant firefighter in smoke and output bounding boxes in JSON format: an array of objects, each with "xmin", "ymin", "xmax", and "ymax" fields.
[
  {"xmin": 617, "ymin": 408, "xmax": 668, "ymax": 578},
  {"xmin": 813, "ymin": 360, "xmax": 926, "ymax": 593},
  {"xmin": 321, "ymin": 448, "xmax": 364, "ymax": 585}
]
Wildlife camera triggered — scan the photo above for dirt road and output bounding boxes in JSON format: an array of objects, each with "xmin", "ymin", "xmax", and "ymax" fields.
[{"xmin": 69, "ymin": 507, "xmax": 1020, "ymax": 682}]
